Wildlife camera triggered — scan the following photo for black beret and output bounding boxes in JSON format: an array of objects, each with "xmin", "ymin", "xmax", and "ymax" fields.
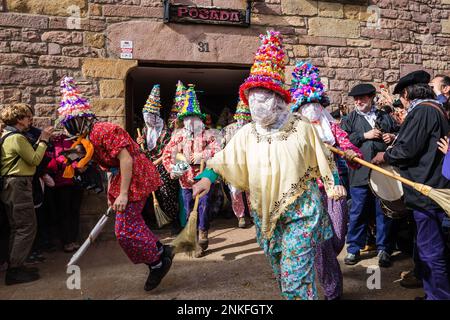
[
  {"xmin": 348, "ymin": 84, "xmax": 376, "ymax": 97},
  {"xmin": 393, "ymin": 70, "xmax": 431, "ymax": 94}
]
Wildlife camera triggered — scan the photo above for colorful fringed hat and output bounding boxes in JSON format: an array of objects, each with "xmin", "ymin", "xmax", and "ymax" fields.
[
  {"xmin": 177, "ymin": 84, "xmax": 206, "ymax": 121},
  {"xmin": 233, "ymin": 99, "xmax": 252, "ymax": 122},
  {"xmin": 239, "ymin": 30, "xmax": 291, "ymax": 106},
  {"xmin": 58, "ymin": 77, "xmax": 95, "ymax": 124},
  {"xmin": 290, "ymin": 61, "xmax": 325, "ymax": 112},
  {"xmin": 143, "ymin": 84, "xmax": 162, "ymax": 116},
  {"xmin": 171, "ymin": 81, "xmax": 185, "ymax": 114}
]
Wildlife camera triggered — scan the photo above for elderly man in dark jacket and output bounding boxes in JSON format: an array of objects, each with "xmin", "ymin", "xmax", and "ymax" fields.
[
  {"xmin": 372, "ymin": 70, "xmax": 450, "ymax": 300},
  {"xmin": 341, "ymin": 84, "xmax": 398, "ymax": 267}
]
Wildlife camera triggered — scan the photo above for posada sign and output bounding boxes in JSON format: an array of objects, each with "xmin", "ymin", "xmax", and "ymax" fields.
[{"xmin": 163, "ymin": 2, "xmax": 251, "ymax": 27}]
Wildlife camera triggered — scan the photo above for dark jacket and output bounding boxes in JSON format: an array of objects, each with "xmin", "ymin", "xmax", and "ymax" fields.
[
  {"xmin": 341, "ymin": 108, "xmax": 398, "ymax": 187},
  {"xmin": 384, "ymin": 102, "xmax": 450, "ymax": 212}
]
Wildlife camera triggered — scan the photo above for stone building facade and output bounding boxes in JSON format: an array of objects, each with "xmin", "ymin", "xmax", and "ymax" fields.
[{"xmin": 1, "ymin": 0, "xmax": 450, "ymax": 234}]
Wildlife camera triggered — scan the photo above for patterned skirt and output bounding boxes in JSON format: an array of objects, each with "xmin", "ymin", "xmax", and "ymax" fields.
[{"xmin": 154, "ymin": 163, "xmax": 179, "ymax": 220}]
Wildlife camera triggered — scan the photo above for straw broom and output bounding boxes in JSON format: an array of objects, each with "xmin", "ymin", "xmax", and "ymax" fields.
[
  {"xmin": 137, "ymin": 128, "xmax": 172, "ymax": 228},
  {"xmin": 171, "ymin": 159, "xmax": 205, "ymax": 256},
  {"xmin": 326, "ymin": 144, "xmax": 450, "ymax": 217}
]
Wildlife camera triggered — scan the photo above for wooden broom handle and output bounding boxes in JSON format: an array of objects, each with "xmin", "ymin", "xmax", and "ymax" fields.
[
  {"xmin": 192, "ymin": 159, "xmax": 205, "ymax": 210},
  {"xmin": 326, "ymin": 144, "xmax": 418, "ymax": 189},
  {"xmin": 136, "ymin": 128, "xmax": 145, "ymax": 151}
]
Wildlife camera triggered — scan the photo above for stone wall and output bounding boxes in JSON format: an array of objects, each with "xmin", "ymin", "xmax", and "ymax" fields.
[
  {"xmin": 1, "ymin": 0, "xmax": 449, "ymax": 121},
  {"xmin": 1, "ymin": 0, "xmax": 450, "ymax": 234}
]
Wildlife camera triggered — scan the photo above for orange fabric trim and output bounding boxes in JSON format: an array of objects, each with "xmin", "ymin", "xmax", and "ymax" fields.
[{"xmin": 62, "ymin": 136, "xmax": 95, "ymax": 179}]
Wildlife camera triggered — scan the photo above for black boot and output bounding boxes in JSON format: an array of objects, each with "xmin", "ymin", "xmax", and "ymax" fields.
[
  {"xmin": 5, "ymin": 267, "xmax": 40, "ymax": 285},
  {"xmin": 144, "ymin": 247, "xmax": 173, "ymax": 291}
]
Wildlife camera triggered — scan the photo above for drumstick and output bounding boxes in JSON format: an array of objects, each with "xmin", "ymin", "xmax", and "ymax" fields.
[
  {"xmin": 326, "ymin": 144, "xmax": 450, "ymax": 217},
  {"xmin": 326, "ymin": 145, "xmax": 422, "ymax": 189}
]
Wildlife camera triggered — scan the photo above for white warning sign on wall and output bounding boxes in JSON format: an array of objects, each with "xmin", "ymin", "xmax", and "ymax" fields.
[{"xmin": 120, "ymin": 40, "xmax": 133, "ymax": 59}]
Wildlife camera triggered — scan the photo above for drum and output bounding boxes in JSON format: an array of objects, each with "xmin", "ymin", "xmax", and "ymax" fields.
[{"xmin": 369, "ymin": 165, "xmax": 409, "ymax": 219}]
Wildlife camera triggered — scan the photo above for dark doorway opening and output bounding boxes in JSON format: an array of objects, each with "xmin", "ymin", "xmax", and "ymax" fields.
[{"xmin": 125, "ymin": 63, "xmax": 250, "ymax": 136}]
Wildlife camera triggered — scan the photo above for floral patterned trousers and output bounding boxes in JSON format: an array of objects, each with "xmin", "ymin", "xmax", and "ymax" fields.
[
  {"xmin": 252, "ymin": 180, "xmax": 332, "ymax": 300},
  {"xmin": 113, "ymin": 199, "xmax": 162, "ymax": 265}
]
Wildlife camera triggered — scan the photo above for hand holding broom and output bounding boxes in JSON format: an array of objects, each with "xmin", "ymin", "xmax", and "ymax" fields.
[
  {"xmin": 137, "ymin": 128, "xmax": 172, "ymax": 228},
  {"xmin": 171, "ymin": 159, "xmax": 206, "ymax": 256},
  {"xmin": 326, "ymin": 144, "xmax": 450, "ymax": 217}
]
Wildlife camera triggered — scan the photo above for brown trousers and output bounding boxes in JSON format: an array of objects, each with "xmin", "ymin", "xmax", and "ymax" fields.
[{"xmin": 0, "ymin": 176, "xmax": 36, "ymax": 268}]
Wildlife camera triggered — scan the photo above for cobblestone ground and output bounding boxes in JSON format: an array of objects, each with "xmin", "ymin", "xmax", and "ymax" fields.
[{"xmin": 0, "ymin": 217, "xmax": 423, "ymax": 300}]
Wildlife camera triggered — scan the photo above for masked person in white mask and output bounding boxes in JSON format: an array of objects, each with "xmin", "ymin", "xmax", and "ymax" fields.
[
  {"xmin": 162, "ymin": 84, "xmax": 221, "ymax": 257},
  {"xmin": 192, "ymin": 31, "xmax": 343, "ymax": 300},
  {"xmin": 137, "ymin": 85, "xmax": 181, "ymax": 234},
  {"xmin": 290, "ymin": 62, "xmax": 362, "ymax": 300},
  {"xmin": 222, "ymin": 100, "xmax": 253, "ymax": 228}
]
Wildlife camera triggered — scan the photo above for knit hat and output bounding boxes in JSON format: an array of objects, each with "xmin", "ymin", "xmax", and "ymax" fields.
[
  {"xmin": 233, "ymin": 99, "xmax": 252, "ymax": 122},
  {"xmin": 58, "ymin": 77, "xmax": 95, "ymax": 124},
  {"xmin": 177, "ymin": 84, "xmax": 206, "ymax": 121},
  {"xmin": 239, "ymin": 30, "xmax": 291, "ymax": 106},
  {"xmin": 290, "ymin": 61, "xmax": 325, "ymax": 112},
  {"xmin": 143, "ymin": 84, "xmax": 162, "ymax": 116}
]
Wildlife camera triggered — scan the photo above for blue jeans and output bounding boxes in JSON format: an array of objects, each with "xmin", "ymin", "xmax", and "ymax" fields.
[
  {"xmin": 414, "ymin": 209, "xmax": 450, "ymax": 300},
  {"xmin": 346, "ymin": 186, "xmax": 393, "ymax": 255}
]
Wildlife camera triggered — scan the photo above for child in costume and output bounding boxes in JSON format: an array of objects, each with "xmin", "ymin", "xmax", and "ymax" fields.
[
  {"xmin": 137, "ymin": 84, "xmax": 180, "ymax": 233},
  {"xmin": 57, "ymin": 77, "xmax": 173, "ymax": 292},
  {"xmin": 162, "ymin": 84, "xmax": 221, "ymax": 256},
  {"xmin": 192, "ymin": 31, "xmax": 344, "ymax": 300},
  {"xmin": 222, "ymin": 99, "xmax": 252, "ymax": 228},
  {"xmin": 290, "ymin": 61, "xmax": 363, "ymax": 300}
]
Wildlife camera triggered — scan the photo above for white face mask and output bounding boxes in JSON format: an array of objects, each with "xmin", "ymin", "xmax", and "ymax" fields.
[
  {"xmin": 300, "ymin": 103, "xmax": 336, "ymax": 145},
  {"xmin": 236, "ymin": 119, "xmax": 248, "ymax": 128},
  {"xmin": 143, "ymin": 113, "xmax": 164, "ymax": 151},
  {"xmin": 183, "ymin": 116, "xmax": 204, "ymax": 137},
  {"xmin": 248, "ymin": 89, "xmax": 279, "ymax": 127},
  {"xmin": 300, "ymin": 103, "xmax": 322, "ymax": 123}
]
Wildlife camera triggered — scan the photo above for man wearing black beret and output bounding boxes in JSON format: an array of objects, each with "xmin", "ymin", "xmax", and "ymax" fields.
[
  {"xmin": 372, "ymin": 70, "xmax": 450, "ymax": 300},
  {"xmin": 341, "ymin": 83, "xmax": 398, "ymax": 268}
]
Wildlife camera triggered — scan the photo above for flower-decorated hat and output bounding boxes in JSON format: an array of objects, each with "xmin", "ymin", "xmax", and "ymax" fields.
[
  {"xmin": 233, "ymin": 99, "xmax": 252, "ymax": 122},
  {"xmin": 177, "ymin": 84, "xmax": 206, "ymax": 121},
  {"xmin": 290, "ymin": 61, "xmax": 325, "ymax": 112},
  {"xmin": 143, "ymin": 84, "xmax": 162, "ymax": 116},
  {"xmin": 58, "ymin": 77, "xmax": 95, "ymax": 124},
  {"xmin": 239, "ymin": 30, "xmax": 291, "ymax": 106},
  {"xmin": 169, "ymin": 80, "xmax": 185, "ymax": 121}
]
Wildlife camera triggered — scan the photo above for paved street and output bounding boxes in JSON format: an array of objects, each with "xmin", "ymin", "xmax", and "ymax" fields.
[{"xmin": 0, "ymin": 218, "xmax": 423, "ymax": 300}]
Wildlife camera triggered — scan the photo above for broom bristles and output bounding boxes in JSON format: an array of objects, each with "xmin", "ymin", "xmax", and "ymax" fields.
[
  {"xmin": 428, "ymin": 188, "xmax": 450, "ymax": 218},
  {"xmin": 171, "ymin": 210, "xmax": 198, "ymax": 256},
  {"xmin": 154, "ymin": 202, "xmax": 172, "ymax": 228}
]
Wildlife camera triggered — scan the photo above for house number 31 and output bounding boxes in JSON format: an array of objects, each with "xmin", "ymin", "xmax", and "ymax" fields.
[{"xmin": 198, "ymin": 42, "xmax": 210, "ymax": 52}]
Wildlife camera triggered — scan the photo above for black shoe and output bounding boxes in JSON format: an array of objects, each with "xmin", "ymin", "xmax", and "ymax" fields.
[
  {"xmin": 5, "ymin": 267, "xmax": 40, "ymax": 285},
  {"xmin": 162, "ymin": 245, "xmax": 175, "ymax": 260},
  {"xmin": 378, "ymin": 250, "xmax": 392, "ymax": 268},
  {"xmin": 22, "ymin": 266, "xmax": 39, "ymax": 273},
  {"xmin": 344, "ymin": 253, "xmax": 359, "ymax": 265},
  {"xmin": 144, "ymin": 256, "xmax": 173, "ymax": 291}
]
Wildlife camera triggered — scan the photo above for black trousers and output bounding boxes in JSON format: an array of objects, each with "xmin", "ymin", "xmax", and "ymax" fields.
[
  {"xmin": 0, "ymin": 204, "xmax": 9, "ymax": 263},
  {"xmin": 53, "ymin": 185, "xmax": 83, "ymax": 245}
]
